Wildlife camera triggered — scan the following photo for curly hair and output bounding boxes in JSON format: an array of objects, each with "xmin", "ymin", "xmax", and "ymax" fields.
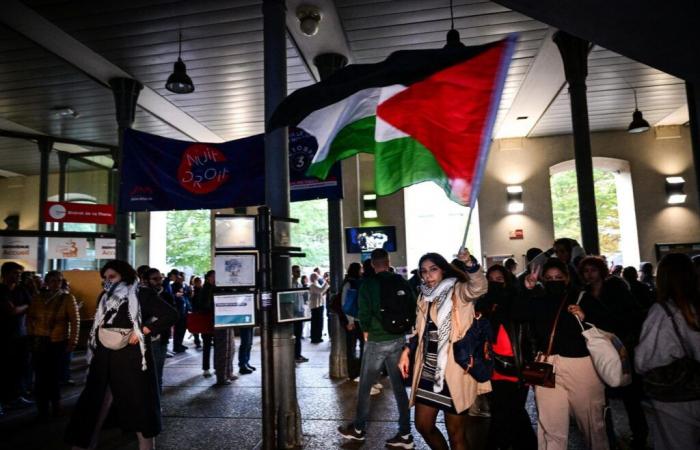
[
  {"xmin": 100, "ymin": 260, "xmax": 138, "ymax": 285},
  {"xmin": 578, "ymin": 256, "xmax": 609, "ymax": 279}
]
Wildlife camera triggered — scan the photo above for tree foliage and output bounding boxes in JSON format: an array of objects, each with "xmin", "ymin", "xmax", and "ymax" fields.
[
  {"xmin": 290, "ymin": 199, "xmax": 330, "ymax": 271},
  {"xmin": 166, "ymin": 209, "xmax": 212, "ymax": 275},
  {"xmin": 551, "ymin": 169, "xmax": 621, "ymax": 259}
]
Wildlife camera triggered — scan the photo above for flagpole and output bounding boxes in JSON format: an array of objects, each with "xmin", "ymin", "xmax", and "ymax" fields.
[{"xmin": 460, "ymin": 205, "xmax": 474, "ymax": 249}]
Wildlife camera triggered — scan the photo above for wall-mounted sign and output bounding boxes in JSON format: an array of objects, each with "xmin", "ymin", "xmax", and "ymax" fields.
[
  {"xmin": 47, "ymin": 237, "xmax": 87, "ymax": 259},
  {"xmin": 0, "ymin": 236, "xmax": 38, "ymax": 261},
  {"xmin": 214, "ymin": 216, "xmax": 256, "ymax": 249},
  {"xmin": 214, "ymin": 252, "xmax": 257, "ymax": 287},
  {"xmin": 213, "ymin": 293, "xmax": 256, "ymax": 328},
  {"xmin": 509, "ymin": 229, "xmax": 524, "ymax": 240},
  {"xmin": 95, "ymin": 238, "xmax": 116, "ymax": 259},
  {"xmin": 44, "ymin": 202, "xmax": 115, "ymax": 225}
]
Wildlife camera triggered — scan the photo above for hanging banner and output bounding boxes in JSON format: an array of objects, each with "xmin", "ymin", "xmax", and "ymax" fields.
[
  {"xmin": 95, "ymin": 238, "xmax": 117, "ymax": 259},
  {"xmin": 0, "ymin": 236, "xmax": 38, "ymax": 261},
  {"xmin": 119, "ymin": 128, "xmax": 342, "ymax": 213},
  {"xmin": 47, "ymin": 237, "xmax": 87, "ymax": 259},
  {"xmin": 45, "ymin": 202, "xmax": 115, "ymax": 225}
]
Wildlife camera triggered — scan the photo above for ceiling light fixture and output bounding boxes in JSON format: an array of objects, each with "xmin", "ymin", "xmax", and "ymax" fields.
[
  {"xmin": 51, "ymin": 106, "xmax": 79, "ymax": 118},
  {"xmin": 165, "ymin": 31, "xmax": 195, "ymax": 94},
  {"xmin": 627, "ymin": 89, "xmax": 650, "ymax": 133},
  {"xmin": 296, "ymin": 5, "xmax": 322, "ymax": 37}
]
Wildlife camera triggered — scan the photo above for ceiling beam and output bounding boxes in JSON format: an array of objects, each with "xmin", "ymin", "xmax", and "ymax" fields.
[
  {"xmin": 1, "ymin": 0, "xmax": 224, "ymax": 143},
  {"xmin": 285, "ymin": 0, "xmax": 352, "ymax": 82},
  {"xmin": 494, "ymin": 29, "xmax": 566, "ymax": 138}
]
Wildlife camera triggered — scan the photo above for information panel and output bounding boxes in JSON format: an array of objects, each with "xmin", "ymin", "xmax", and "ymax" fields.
[
  {"xmin": 275, "ymin": 289, "xmax": 311, "ymax": 323},
  {"xmin": 214, "ymin": 293, "xmax": 256, "ymax": 328}
]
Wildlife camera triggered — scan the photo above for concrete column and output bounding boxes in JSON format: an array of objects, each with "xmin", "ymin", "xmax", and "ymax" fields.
[
  {"xmin": 685, "ymin": 81, "xmax": 700, "ymax": 209},
  {"xmin": 314, "ymin": 52, "xmax": 349, "ymax": 379},
  {"xmin": 263, "ymin": 1, "xmax": 302, "ymax": 448},
  {"xmin": 37, "ymin": 138, "xmax": 52, "ymax": 273},
  {"xmin": 553, "ymin": 31, "xmax": 599, "ymax": 255},
  {"xmin": 109, "ymin": 77, "xmax": 143, "ymax": 263}
]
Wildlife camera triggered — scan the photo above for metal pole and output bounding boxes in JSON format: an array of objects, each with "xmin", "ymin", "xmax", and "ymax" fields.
[
  {"xmin": 553, "ymin": 31, "xmax": 600, "ymax": 255},
  {"xmin": 314, "ymin": 53, "xmax": 349, "ymax": 379},
  {"xmin": 257, "ymin": 206, "xmax": 276, "ymax": 450},
  {"xmin": 685, "ymin": 82, "xmax": 700, "ymax": 210},
  {"xmin": 109, "ymin": 77, "xmax": 143, "ymax": 263},
  {"xmin": 37, "ymin": 138, "xmax": 52, "ymax": 274},
  {"xmin": 263, "ymin": 1, "xmax": 302, "ymax": 448},
  {"xmin": 57, "ymin": 152, "xmax": 68, "ymax": 270}
]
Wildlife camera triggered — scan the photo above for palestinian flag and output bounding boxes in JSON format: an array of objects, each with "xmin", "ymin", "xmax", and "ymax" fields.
[{"xmin": 269, "ymin": 36, "xmax": 515, "ymax": 206}]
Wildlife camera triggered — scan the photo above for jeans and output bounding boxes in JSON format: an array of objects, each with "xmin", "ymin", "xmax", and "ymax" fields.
[
  {"xmin": 238, "ymin": 327, "xmax": 253, "ymax": 368},
  {"xmin": 353, "ymin": 337, "xmax": 410, "ymax": 435},
  {"xmin": 151, "ymin": 337, "xmax": 168, "ymax": 392},
  {"xmin": 346, "ymin": 323, "xmax": 364, "ymax": 380}
]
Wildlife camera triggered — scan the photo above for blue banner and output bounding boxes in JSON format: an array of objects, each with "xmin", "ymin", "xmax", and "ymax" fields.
[{"xmin": 120, "ymin": 128, "xmax": 341, "ymax": 212}]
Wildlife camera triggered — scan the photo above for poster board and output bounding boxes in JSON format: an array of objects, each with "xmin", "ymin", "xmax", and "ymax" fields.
[
  {"xmin": 214, "ymin": 216, "xmax": 256, "ymax": 249},
  {"xmin": 214, "ymin": 252, "xmax": 257, "ymax": 287},
  {"xmin": 213, "ymin": 293, "xmax": 256, "ymax": 328},
  {"xmin": 275, "ymin": 289, "xmax": 311, "ymax": 323},
  {"xmin": 62, "ymin": 270, "xmax": 103, "ymax": 320}
]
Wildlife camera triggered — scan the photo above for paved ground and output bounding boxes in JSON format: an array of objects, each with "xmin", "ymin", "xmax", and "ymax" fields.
[{"xmin": 0, "ymin": 329, "xmax": 643, "ymax": 450}]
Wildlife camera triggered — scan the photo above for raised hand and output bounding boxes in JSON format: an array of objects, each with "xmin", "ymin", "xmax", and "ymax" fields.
[{"xmin": 457, "ymin": 247, "xmax": 473, "ymax": 265}]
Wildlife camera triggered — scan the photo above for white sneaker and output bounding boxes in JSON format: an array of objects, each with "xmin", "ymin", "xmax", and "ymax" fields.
[
  {"xmin": 370, "ymin": 386, "xmax": 382, "ymax": 396},
  {"xmin": 202, "ymin": 369, "xmax": 212, "ymax": 378},
  {"xmin": 352, "ymin": 377, "xmax": 360, "ymax": 383},
  {"xmin": 373, "ymin": 382, "xmax": 383, "ymax": 390}
]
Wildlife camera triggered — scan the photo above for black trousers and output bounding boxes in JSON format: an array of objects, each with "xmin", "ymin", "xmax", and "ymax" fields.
[
  {"xmin": 345, "ymin": 323, "xmax": 364, "ymax": 379},
  {"xmin": 293, "ymin": 321, "xmax": 303, "ymax": 358},
  {"xmin": 33, "ymin": 340, "xmax": 66, "ymax": 415},
  {"xmin": 201, "ymin": 334, "xmax": 214, "ymax": 371},
  {"xmin": 173, "ymin": 314, "xmax": 187, "ymax": 350},
  {"xmin": 487, "ymin": 380, "xmax": 537, "ymax": 450},
  {"xmin": 310, "ymin": 306, "xmax": 324, "ymax": 343}
]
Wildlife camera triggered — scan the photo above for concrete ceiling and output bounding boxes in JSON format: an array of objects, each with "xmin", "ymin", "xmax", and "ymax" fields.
[{"xmin": 0, "ymin": 0, "xmax": 691, "ymax": 177}]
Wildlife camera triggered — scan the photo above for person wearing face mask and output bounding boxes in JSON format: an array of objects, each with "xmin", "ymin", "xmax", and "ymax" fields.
[
  {"xmin": 517, "ymin": 258, "xmax": 611, "ymax": 450},
  {"xmin": 477, "ymin": 265, "xmax": 536, "ymax": 450},
  {"xmin": 65, "ymin": 260, "xmax": 177, "ymax": 450},
  {"xmin": 397, "ymin": 249, "xmax": 488, "ymax": 450}
]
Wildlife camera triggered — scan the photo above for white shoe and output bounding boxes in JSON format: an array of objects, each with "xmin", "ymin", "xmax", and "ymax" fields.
[
  {"xmin": 373, "ymin": 382, "xmax": 383, "ymax": 390},
  {"xmin": 370, "ymin": 386, "xmax": 382, "ymax": 396},
  {"xmin": 352, "ymin": 377, "xmax": 360, "ymax": 383}
]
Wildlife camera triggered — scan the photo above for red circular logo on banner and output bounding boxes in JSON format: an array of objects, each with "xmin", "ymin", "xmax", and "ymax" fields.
[{"xmin": 177, "ymin": 144, "xmax": 230, "ymax": 194}]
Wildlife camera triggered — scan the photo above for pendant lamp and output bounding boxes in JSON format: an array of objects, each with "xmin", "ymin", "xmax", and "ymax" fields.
[
  {"xmin": 165, "ymin": 32, "xmax": 195, "ymax": 94},
  {"xmin": 627, "ymin": 89, "xmax": 649, "ymax": 133}
]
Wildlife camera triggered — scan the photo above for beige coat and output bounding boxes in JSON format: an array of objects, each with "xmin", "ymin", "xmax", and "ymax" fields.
[{"xmin": 410, "ymin": 271, "xmax": 491, "ymax": 413}]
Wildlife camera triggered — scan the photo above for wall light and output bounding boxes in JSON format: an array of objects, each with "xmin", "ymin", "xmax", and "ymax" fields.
[
  {"xmin": 506, "ymin": 185, "xmax": 524, "ymax": 213},
  {"xmin": 665, "ymin": 176, "xmax": 686, "ymax": 204},
  {"xmin": 363, "ymin": 193, "xmax": 378, "ymax": 219}
]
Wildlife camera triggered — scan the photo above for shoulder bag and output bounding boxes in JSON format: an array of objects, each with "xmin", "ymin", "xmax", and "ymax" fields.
[
  {"xmin": 575, "ymin": 292, "xmax": 632, "ymax": 387},
  {"xmin": 98, "ymin": 327, "xmax": 132, "ymax": 350},
  {"xmin": 521, "ymin": 296, "xmax": 567, "ymax": 388},
  {"xmin": 642, "ymin": 302, "xmax": 700, "ymax": 402}
]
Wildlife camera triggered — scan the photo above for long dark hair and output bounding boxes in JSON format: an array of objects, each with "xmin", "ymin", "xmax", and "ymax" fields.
[
  {"xmin": 486, "ymin": 264, "xmax": 512, "ymax": 290},
  {"xmin": 418, "ymin": 253, "xmax": 468, "ymax": 283},
  {"xmin": 656, "ymin": 253, "xmax": 700, "ymax": 331},
  {"xmin": 345, "ymin": 262, "xmax": 361, "ymax": 280},
  {"xmin": 100, "ymin": 260, "xmax": 138, "ymax": 285}
]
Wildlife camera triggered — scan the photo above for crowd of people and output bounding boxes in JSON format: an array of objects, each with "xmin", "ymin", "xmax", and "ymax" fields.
[
  {"xmin": 0, "ymin": 236, "xmax": 698, "ymax": 449},
  {"xmin": 333, "ymin": 241, "xmax": 700, "ymax": 450}
]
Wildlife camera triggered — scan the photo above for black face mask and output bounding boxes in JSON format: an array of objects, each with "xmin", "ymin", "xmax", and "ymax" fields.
[
  {"xmin": 488, "ymin": 281, "xmax": 505, "ymax": 295},
  {"xmin": 544, "ymin": 280, "xmax": 567, "ymax": 297}
]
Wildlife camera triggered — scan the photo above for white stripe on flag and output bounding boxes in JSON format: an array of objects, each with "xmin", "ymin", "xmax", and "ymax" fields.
[{"xmin": 375, "ymin": 85, "xmax": 409, "ymax": 143}]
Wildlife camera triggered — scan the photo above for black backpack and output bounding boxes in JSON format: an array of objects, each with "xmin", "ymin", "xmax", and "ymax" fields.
[{"xmin": 378, "ymin": 274, "xmax": 413, "ymax": 334}]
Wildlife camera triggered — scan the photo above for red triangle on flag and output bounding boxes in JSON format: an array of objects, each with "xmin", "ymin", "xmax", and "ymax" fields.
[{"xmin": 376, "ymin": 42, "xmax": 507, "ymax": 203}]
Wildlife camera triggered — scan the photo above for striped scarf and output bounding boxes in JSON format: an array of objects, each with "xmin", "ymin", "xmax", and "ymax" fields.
[{"xmin": 420, "ymin": 277, "xmax": 456, "ymax": 392}]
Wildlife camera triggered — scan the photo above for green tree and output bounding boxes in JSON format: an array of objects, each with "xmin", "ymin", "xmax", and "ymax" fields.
[
  {"xmin": 290, "ymin": 199, "xmax": 329, "ymax": 270},
  {"xmin": 550, "ymin": 169, "xmax": 620, "ymax": 258},
  {"xmin": 166, "ymin": 209, "xmax": 212, "ymax": 274}
]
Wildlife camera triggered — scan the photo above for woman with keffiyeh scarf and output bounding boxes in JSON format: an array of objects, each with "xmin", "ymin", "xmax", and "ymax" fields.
[
  {"xmin": 399, "ymin": 249, "xmax": 489, "ymax": 450},
  {"xmin": 66, "ymin": 260, "xmax": 177, "ymax": 450}
]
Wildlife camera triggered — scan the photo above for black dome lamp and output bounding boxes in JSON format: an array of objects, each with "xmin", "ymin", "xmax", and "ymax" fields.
[
  {"xmin": 444, "ymin": 0, "xmax": 465, "ymax": 49},
  {"xmin": 627, "ymin": 89, "xmax": 650, "ymax": 133},
  {"xmin": 165, "ymin": 31, "xmax": 194, "ymax": 94}
]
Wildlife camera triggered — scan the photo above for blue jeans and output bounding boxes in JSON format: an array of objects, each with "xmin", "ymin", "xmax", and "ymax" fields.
[
  {"xmin": 238, "ymin": 327, "xmax": 253, "ymax": 368},
  {"xmin": 151, "ymin": 337, "xmax": 168, "ymax": 392},
  {"xmin": 353, "ymin": 337, "xmax": 410, "ymax": 435}
]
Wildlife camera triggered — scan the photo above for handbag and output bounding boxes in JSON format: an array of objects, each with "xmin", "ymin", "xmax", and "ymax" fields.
[
  {"xmin": 493, "ymin": 354, "xmax": 518, "ymax": 378},
  {"xmin": 642, "ymin": 302, "xmax": 700, "ymax": 402},
  {"xmin": 98, "ymin": 327, "xmax": 132, "ymax": 350},
  {"xmin": 574, "ymin": 292, "xmax": 632, "ymax": 387},
  {"xmin": 187, "ymin": 311, "xmax": 214, "ymax": 334},
  {"xmin": 452, "ymin": 302, "xmax": 494, "ymax": 383},
  {"xmin": 522, "ymin": 296, "xmax": 567, "ymax": 388}
]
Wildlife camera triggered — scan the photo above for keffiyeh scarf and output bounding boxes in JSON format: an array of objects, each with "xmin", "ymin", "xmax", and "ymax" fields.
[
  {"xmin": 420, "ymin": 277, "xmax": 457, "ymax": 392},
  {"xmin": 87, "ymin": 282, "xmax": 147, "ymax": 371}
]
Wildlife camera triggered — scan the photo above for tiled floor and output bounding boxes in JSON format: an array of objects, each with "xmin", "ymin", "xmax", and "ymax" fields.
[{"xmin": 0, "ymin": 333, "xmax": 641, "ymax": 449}]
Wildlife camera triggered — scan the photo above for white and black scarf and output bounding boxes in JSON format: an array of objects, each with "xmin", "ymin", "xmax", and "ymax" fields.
[
  {"xmin": 420, "ymin": 277, "xmax": 457, "ymax": 392},
  {"xmin": 87, "ymin": 282, "xmax": 147, "ymax": 371}
]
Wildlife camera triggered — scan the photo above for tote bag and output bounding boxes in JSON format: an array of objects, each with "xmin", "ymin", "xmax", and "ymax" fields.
[{"xmin": 576, "ymin": 293, "xmax": 632, "ymax": 387}]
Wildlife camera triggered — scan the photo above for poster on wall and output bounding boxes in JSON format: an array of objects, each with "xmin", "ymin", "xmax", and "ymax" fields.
[
  {"xmin": 213, "ymin": 293, "xmax": 256, "ymax": 328},
  {"xmin": 47, "ymin": 237, "xmax": 87, "ymax": 259},
  {"xmin": 0, "ymin": 236, "xmax": 38, "ymax": 261},
  {"xmin": 214, "ymin": 253, "xmax": 257, "ymax": 287},
  {"xmin": 95, "ymin": 238, "xmax": 117, "ymax": 259},
  {"xmin": 214, "ymin": 216, "xmax": 256, "ymax": 249}
]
